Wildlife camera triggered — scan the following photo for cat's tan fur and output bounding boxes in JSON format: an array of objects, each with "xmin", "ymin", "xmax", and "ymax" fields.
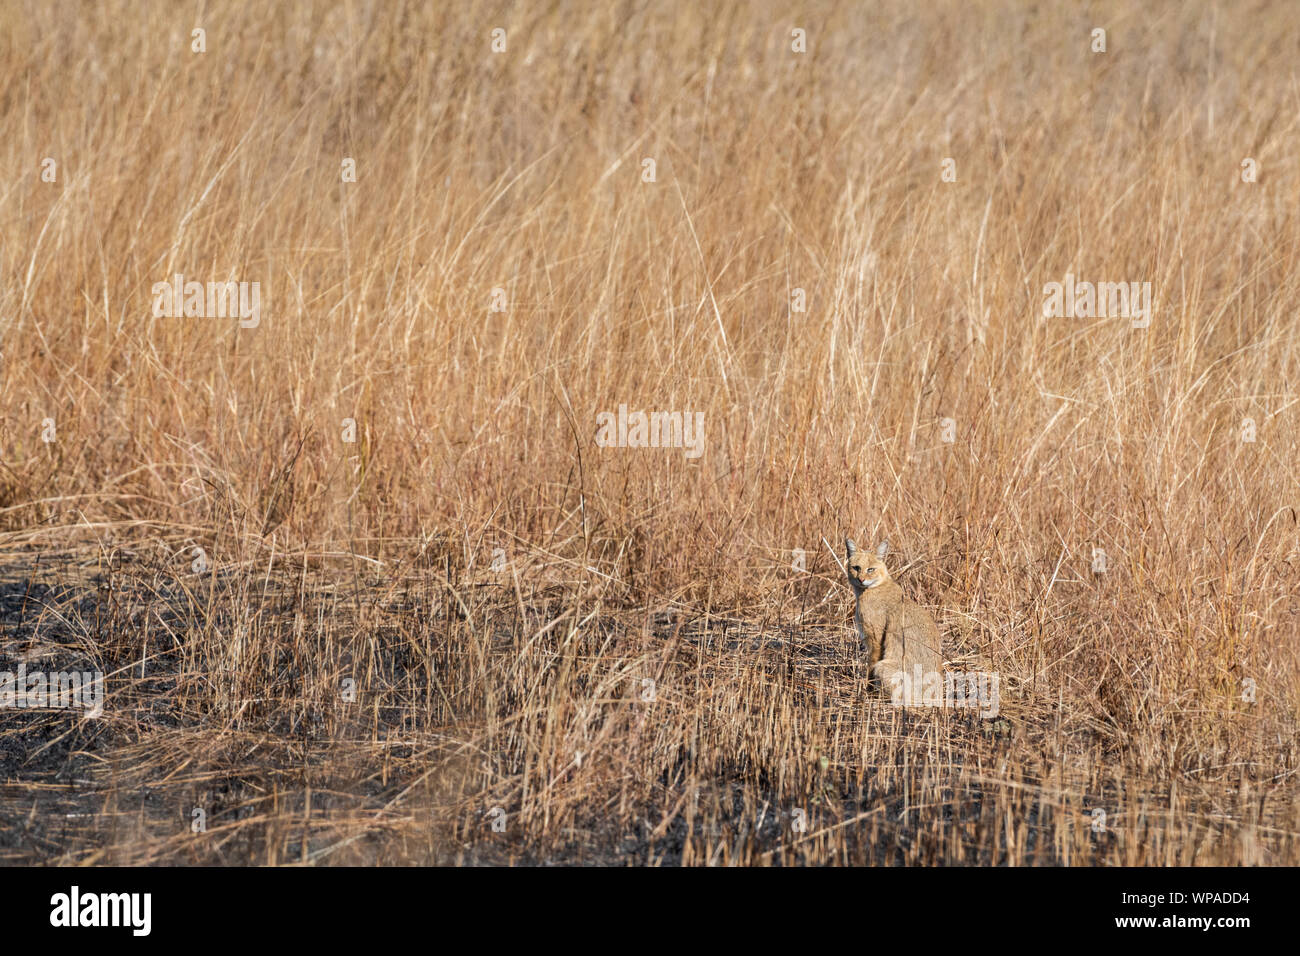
[{"xmin": 845, "ymin": 539, "xmax": 943, "ymax": 704}]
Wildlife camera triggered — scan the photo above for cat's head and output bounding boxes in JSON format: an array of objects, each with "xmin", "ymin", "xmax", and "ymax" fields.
[{"xmin": 845, "ymin": 538, "xmax": 892, "ymax": 592}]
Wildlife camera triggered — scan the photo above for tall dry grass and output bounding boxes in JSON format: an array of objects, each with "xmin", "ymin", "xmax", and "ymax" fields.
[{"xmin": 0, "ymin": 0, "xmax": 1297, "ymax": 864}]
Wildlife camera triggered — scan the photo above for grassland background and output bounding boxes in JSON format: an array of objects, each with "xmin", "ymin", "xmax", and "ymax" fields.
[{"xmin": 0, "ymin": 0, "xmax": 1297, "ymax": 864}]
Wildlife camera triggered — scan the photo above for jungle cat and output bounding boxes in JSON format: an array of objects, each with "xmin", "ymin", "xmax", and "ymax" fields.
[{"xmin": 845, "ymin": 539, "xmax": 943, "ymax": 704}]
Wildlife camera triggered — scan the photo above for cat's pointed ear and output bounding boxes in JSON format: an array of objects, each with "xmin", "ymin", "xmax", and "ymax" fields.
[
  {"xmin": 875, "ymin": 540, "xmax": 889, "ymax": 558},
  {"xmin": 845, "ymin": 538, "xmax": 857, "ymax": 558}
]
